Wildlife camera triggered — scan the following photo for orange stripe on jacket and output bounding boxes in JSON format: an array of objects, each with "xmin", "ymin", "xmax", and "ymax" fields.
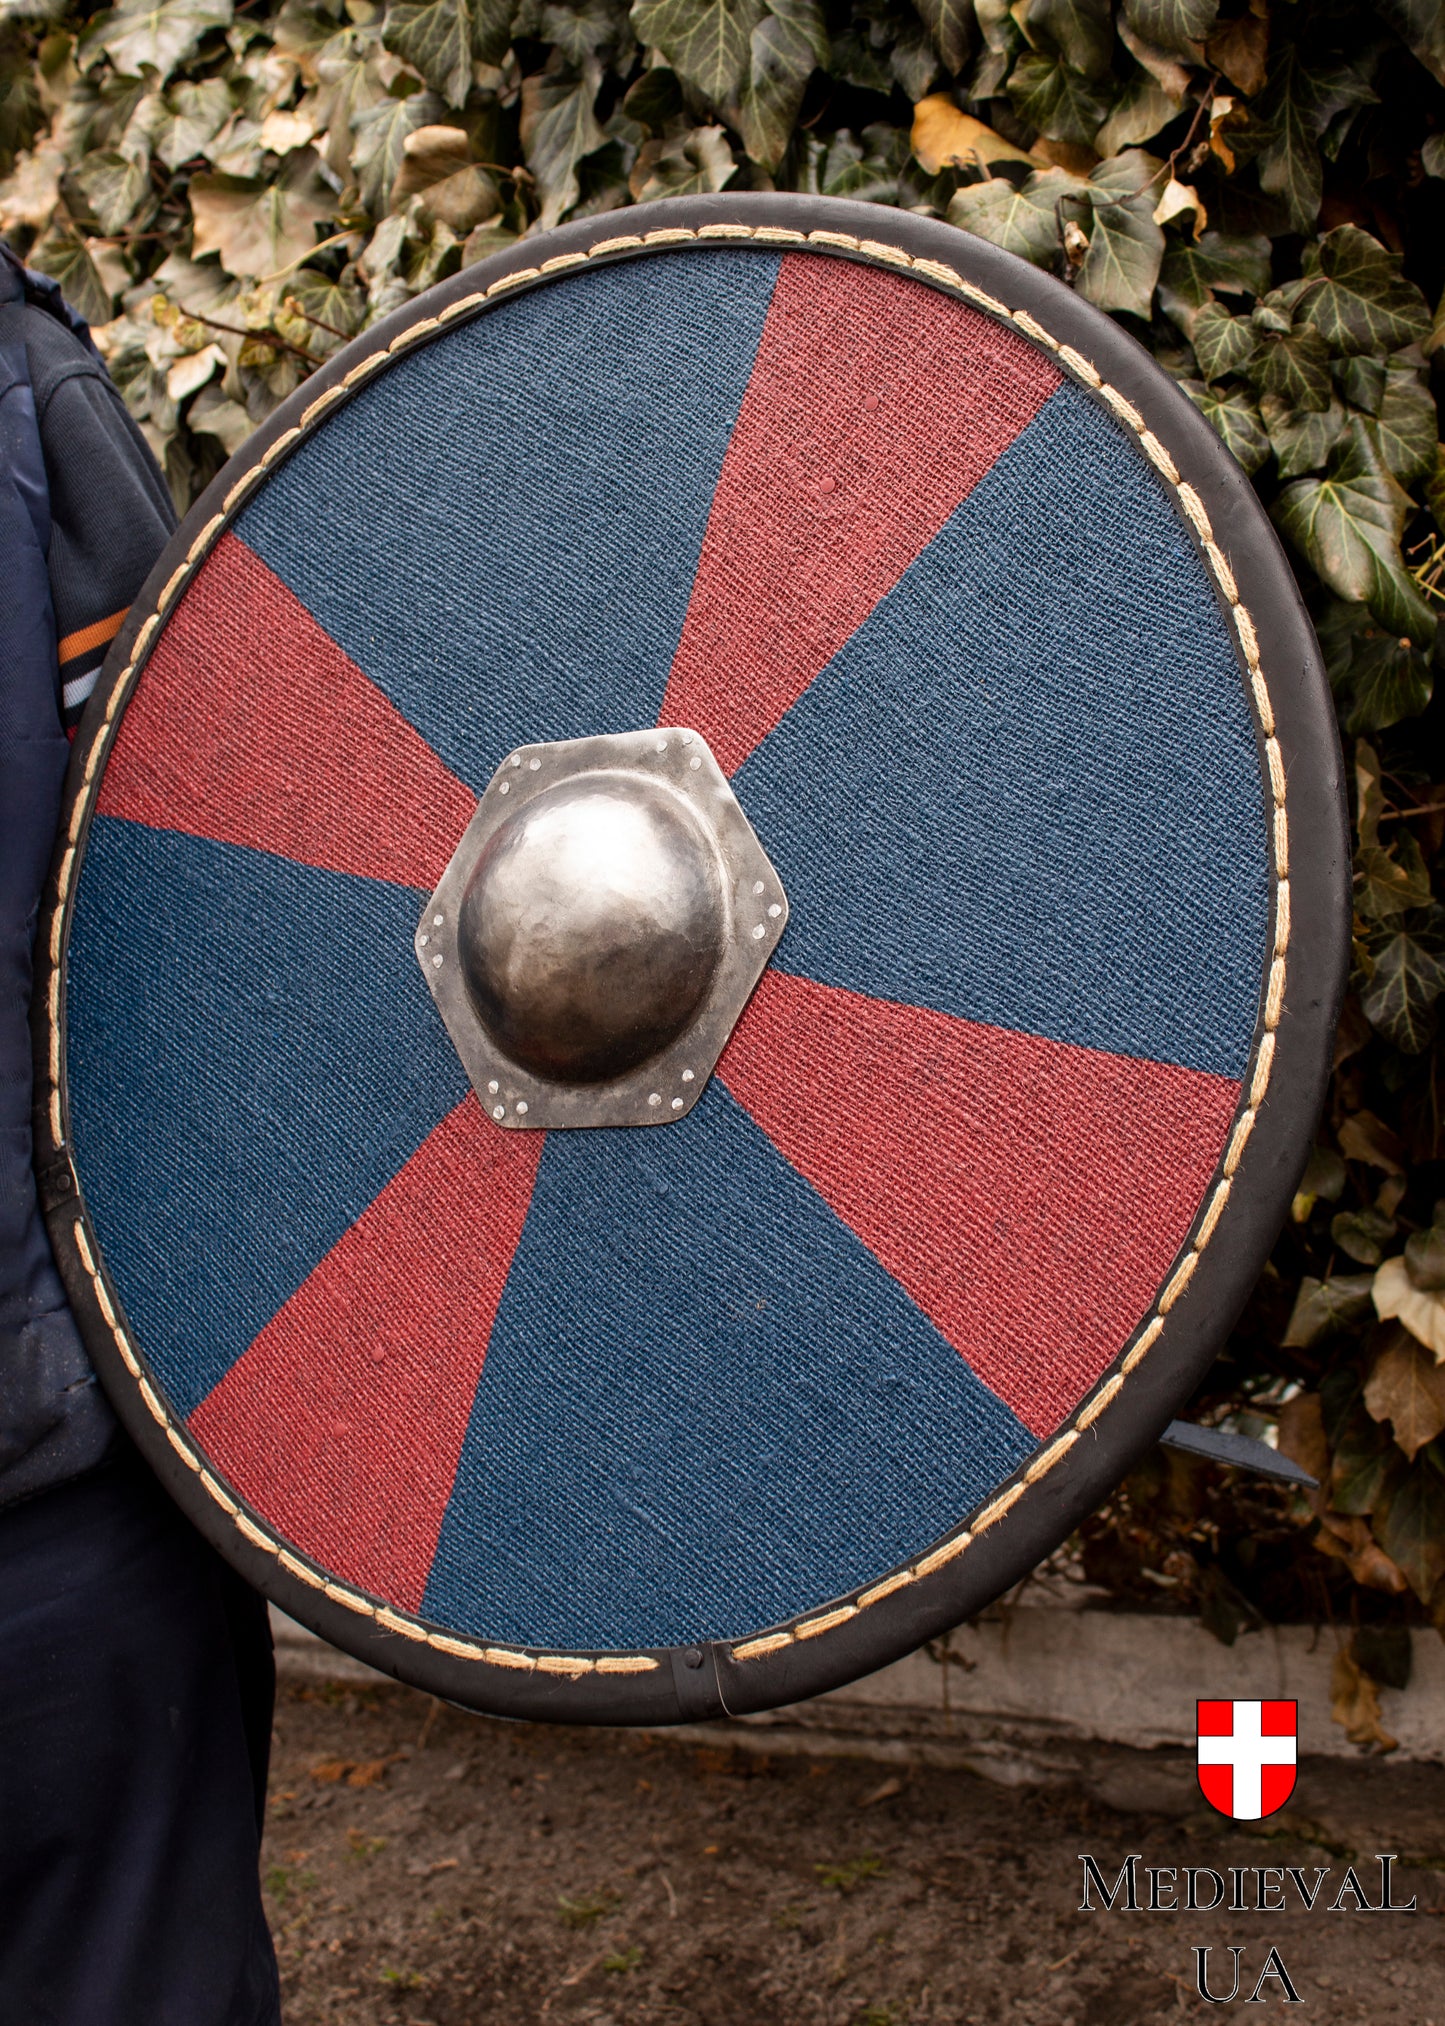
[{"xmin": 57, "ymin": 604, "xmax": 128, "ymax": 665}]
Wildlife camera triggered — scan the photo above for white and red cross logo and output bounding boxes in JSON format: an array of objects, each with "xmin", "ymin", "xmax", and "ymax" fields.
[{"xmin": 1196, "ymin": 1699, "xmax": 1297, "ymax": 1820}]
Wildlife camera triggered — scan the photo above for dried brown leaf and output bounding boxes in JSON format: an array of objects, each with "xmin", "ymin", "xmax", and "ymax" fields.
[
  {"xmin": 1314, "ymin": 1512, "xmax": 1410, "ymax": 1593},
  {"xmin": 1205, "ymin": 11, "xmax": 1268, "ymax": 97},
  {"xmin": 1116, "ymin": 18, "xmax": 1193, "ymax": 99},
  {"xmin": 392, "ymin": 124, "xmax": 500, "ymax": 232},
  {"xmin": 910, "ymin": 95, "xmax": 1033, "ymax": 174},
  {"xmin": 1330, "ymin": 1644, "xmax": 1400, "ymax": 1751},
  {"xmin": 1363, "ymin": 1328, "xmax": 1445, "ymax": 1457},
  {"xmin": 1275, "ymin": 1391, "xmax": 1329, "ymax": 1486},
  {"xmin": 0, "ymin": 141, "xmax": 67, "ymax": 234},
  {"xmin": 1374, "ymin": 1256, "xmax": 1445, "ymax": 1361},
  {"xmin": 1029, "ymin": 137, "xmax": 1100, "ymax": 173},
  {"xmin": 189, "ymin": 151, "xmax": 335, "ymax": 279},
  {"xmin": 1338, "ymin": 1109, "xmax": 1407, "ymax": 1174}
]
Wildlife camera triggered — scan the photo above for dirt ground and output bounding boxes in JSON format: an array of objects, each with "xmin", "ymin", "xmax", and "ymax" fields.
[{"xmin": 261, "ymin": 1668, "xmax": 1445, "ymax": 2025}]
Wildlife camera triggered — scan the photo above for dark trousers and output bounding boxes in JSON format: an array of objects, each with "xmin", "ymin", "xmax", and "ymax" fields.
[{"xmin": 0, "ymin": 1451, "xmax": 281, "ymax": 2026}]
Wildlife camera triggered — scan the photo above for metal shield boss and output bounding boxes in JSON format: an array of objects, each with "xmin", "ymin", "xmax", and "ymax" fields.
[{"xmin": 38, "ymin": 195, "xmax": 1348, "ymax": 1723}]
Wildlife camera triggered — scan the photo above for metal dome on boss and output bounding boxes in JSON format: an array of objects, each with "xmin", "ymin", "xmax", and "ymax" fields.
[
  {"xmin": 36, "ymin": 195, "xmax": 1348, "ymax": 1723},
  {"xmin": 419, "ymin": 729, "xmax": 786, "ymax": 1128}
]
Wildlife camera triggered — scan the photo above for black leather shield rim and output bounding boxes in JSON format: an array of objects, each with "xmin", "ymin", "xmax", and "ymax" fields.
[{"xmin": 32, "ymin": 192, "xmax": 1349, "ymax": 1725}]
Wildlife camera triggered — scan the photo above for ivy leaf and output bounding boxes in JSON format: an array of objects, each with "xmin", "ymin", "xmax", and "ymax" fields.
[
  {"xmin": 145, "ymin": 76, "xmax": 233, "ymax": 169},
  {"xmin": 313, "ymin": 27, "xmax": 389, "ymax": 181},
  {"xmin": 1120, "ymin": 0, "xmax": 1217, "ymax": 60},
  {"xmin": 1282, "ymin": 1272, "xmax": 1376, "ymax": 1349},
  {"xmin": 1261, "ymin": 389, "xmax": 1346, "ymax": 478},
  {"xmin": 912, "ymin": 0, "xmax": 973, "ymax": 74},
  {"xmin": 189, "ymin": 149, "xmax": 335, "ymax": 277},
  {"xmin": 0, "ymin": 45, "xmax": 44, "ymax": 184},
  {"xmin": 1321, "ymin": 595, "xmax": 1361, "ymax": 692},
  {"xmin": 1333, "ymin": 351, "xmax": 1386, "ymax": 415},
  {"xmin": 1365, "ymin": 1330, "xmax": 1445, "ymax": 1462},
  {"xmin": 1372, "ymin": 364, "xmax": 1437, "ymax": 487},
  {"xmin": 538, "ymin": 0, "xmax": 623, "ymax": 62},
  {"xmin": 28, "ymin": 222, "xmax": 114, "ymax": 325},
  {"xmin": 1424, "ymin": 132, "xmax": 1445, "ymax": 179},
  {"xmin": 1371, "ymin": 0, "xmax": 1445, "ymax": 89},
  {"xmin": 1346, "ymin": 633, "xmax": 1434, "ymax": 735},
  {"xmin": 84, "ymin": 0, "xmax": 234, "ymax": 85},
  {"xmin": 1157, "ymin": 229, "xmax": 1271, "ymax": 336},
  {"xmin": 1407, "ymin": 1224, "xmax": 1445, "ymax": 1292},
  {"xmin": 1375, "ymin": 1458, "xmax": 1445, "ymax": 1604},
  {"xmin": 1356, "ymin": 840, "xmax": 1429, "ymax": 918},
  {"xmin": 1362, "ymin": 935, "xmax": 1445, "ymax": 1053},
  {"xmin": 1007, "ymin": 50, "xmax": 1114, "ymax": 148},
  {"xmin": 630, "ymin": 121, "xmax": 736, "ymax": 198},
  {"xmin": 829, "ymin": 23, "xmax": 891, "ymax": 94},
  {"xmin": 460, "ymin": 217, "xmax": 519, "ymax": 264},
  {"xmin": 948, "ymin": 168, "xmax": 1078, "ymax": 265},
  {"xmin": 352, "ymin": 89, "xmax": 444, "ymax": 215},
  {"xmin": 969, "ymin": 0, "xmax": 1022, "ymax": 97},
  {"xmin": 631, "ymin": 0, "xmax": 766, "ymax": 105},
  {"xmin": 384, "ymin": 0, "xmax": 515, "ymax": 107},
  {"xmin": 1332, "ymin": 1206, "xmax": 1399, "ymax": 1267},
  {"xmin": 1291, "ymin": 1142, "xmax": 1348, "ymax": 1220},
  {"xmin": 1297, "ymin": 225, "xmax": 1431, "ymax": 359},
  {"xmin": 203, "ymin": 110, "xmax": 267, "ymax": 180},
  {"xmin": 1249, "ymin": 318, "xmax": 1333, "ymax": 411},
  {"xmin": 520, "ymin": 58, "xmax": 605, "ymax": 226},
  {"xmin": 1274, "ymin": 418, "xmax": 1436, "ymax": 642},
  {"xmin": 68, "ymin": 146, "xmax": 152, "ymax": 235},
  {"xmin": 1253, "ymin": 48, "xmax": 1379, "ymax": 235},
  {"xmin": 1180, "ymin": 377, "xmax": 1270, "ymax": 474},
  {"xmin": 1331, "ymin": 1406, "xmax": 1406, "ymax": 1514},
  {"xmin": 738, "ymin": 0, "xmax": 826, "ymax": 171},
  {"xmin": 887, "ymin": 19, "xmax": 939, "ymax": 98},
  {"xmin": 774, "ymin": 0, "xmax": 830, "ymax": 74},
  {"xmin": 1361, "ymin": 822, "xmax": 1426, "ymax": 919},
  {"xmin": 1065, "ymin": 150, "xmax": 1165, "ymax": 315},
  {"xmin": 1425, "ymin": 442, "xmax": 1445, "ymax": 531},
  {"xmin": 152, "ymin": 246, "xmax": 241, "ymax": 319},
  {"xmin": 188, "ymin": 380, "xmax": 252, "ymax": 455},
  {"xmin": 1014, "ymin": 0, "xmax": 1114, "ymax": 81},
  {"xmin": 283, "ymin": 265, "xmax": 366, "ymax": 347},
  {"xmin": 1384, "ymin": 824, "xmax": 1433, "ymax": 908},
  {"xmin": 1191, "ymin": 300, "xmax": 1258, "ymax": 381},
  {"xmin": 620, "ymin": 63, "xmax": 684, "ymax": 129},
  {"xmin": 1321, "ymin": 1358, "xmax": 1369, "ymax": 1446},
  {"xmin": 1095, "ymin": 69, "xmax": 1179, "ymax": 155},
  {"xmin": 803, "ymin": 125, "xmax": 908, "ymax": 200}
]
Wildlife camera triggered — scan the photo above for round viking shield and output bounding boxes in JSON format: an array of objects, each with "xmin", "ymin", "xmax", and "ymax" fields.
[{"xmin": 35, "ymin": 195, "xmax": 1348, "ymax": 1723}]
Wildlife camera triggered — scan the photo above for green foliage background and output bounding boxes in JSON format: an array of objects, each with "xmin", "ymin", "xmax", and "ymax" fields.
[{"xmin": 4, "ymin": 0, "xmax": 1445, "ymax": 1714}]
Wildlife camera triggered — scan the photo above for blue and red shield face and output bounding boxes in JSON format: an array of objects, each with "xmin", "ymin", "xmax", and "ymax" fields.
[{"xmin": 64, "ymin": 246, "xmax": 1268, "ymax": 1652}]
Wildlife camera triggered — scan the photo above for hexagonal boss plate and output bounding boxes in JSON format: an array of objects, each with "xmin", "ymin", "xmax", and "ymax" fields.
[{"xmin": 416, "ymin": 729, "xmax": 788, "ymax": 1128}]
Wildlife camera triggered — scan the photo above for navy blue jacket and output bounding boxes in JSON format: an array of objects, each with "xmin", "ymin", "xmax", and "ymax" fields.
[{"xmin": 0, "ymin": 246, "xmax": 174, "ymax": 1506}]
